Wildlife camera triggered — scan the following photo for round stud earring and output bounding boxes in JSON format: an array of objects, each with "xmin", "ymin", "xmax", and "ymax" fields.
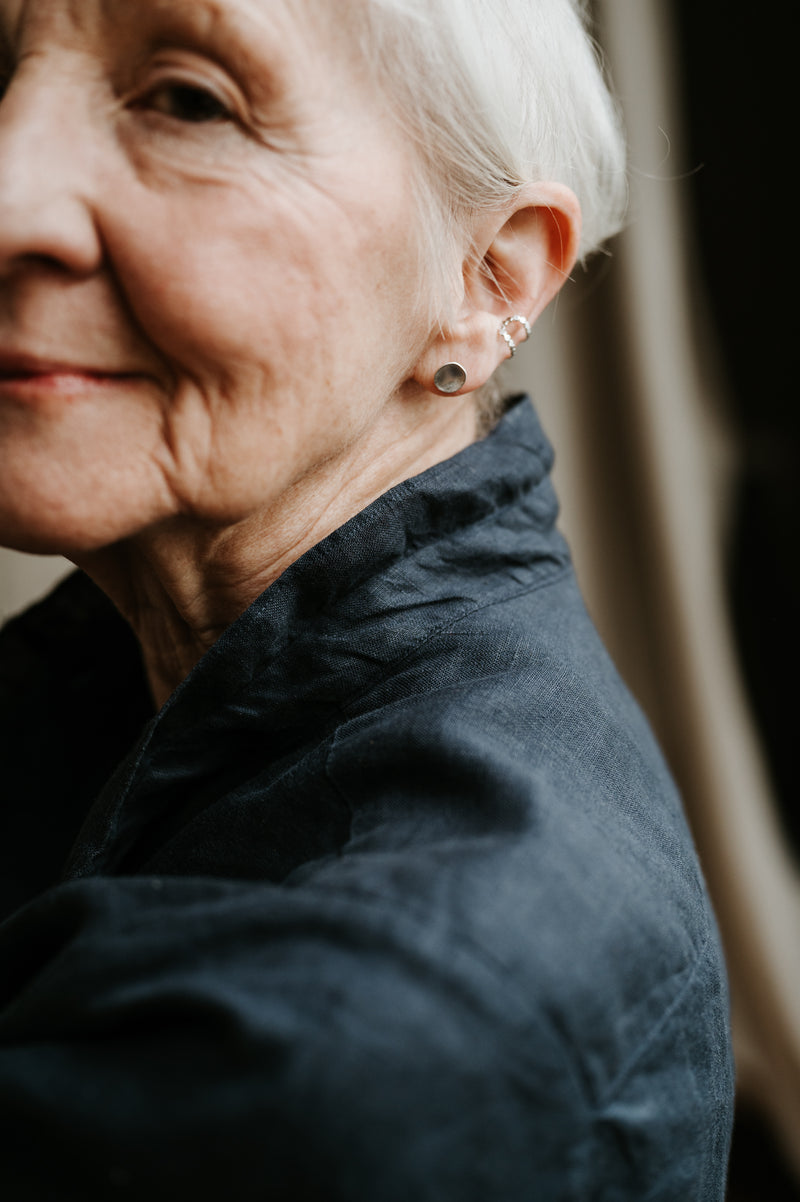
[{"xmin": 433, "ymin": 363, "xmax": 467, "ymax": 394}]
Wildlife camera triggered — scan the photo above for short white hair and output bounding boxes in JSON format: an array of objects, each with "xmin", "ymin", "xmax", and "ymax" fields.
[{"xmin": 355, "ymin": 0, "xmax": 628, "ymax": 321}]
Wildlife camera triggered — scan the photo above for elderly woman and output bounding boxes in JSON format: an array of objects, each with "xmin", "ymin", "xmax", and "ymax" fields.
[{"xmin": 0, "ymin": 0, "xmax": 733, "ymax": 1197}]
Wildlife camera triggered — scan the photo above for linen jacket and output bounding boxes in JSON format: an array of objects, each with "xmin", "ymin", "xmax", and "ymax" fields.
[{"xmin": 0, "ymin": 397, "xmax": 734, "ymax": 1200}]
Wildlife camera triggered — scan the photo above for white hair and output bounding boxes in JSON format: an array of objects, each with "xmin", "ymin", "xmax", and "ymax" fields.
[{"xmin": 353, "ymin": 0, "xmax": 628, "ymax": 322}]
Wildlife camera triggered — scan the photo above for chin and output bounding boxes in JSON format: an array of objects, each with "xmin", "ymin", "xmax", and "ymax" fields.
[
  {"xmin": 0, "ymin": 520, "xmax": 94, "ymax": 559},
  {"xmin": 0, "ymin": 450, "xmax": 171, "ymax": 559},
  {"xmin": 0, "ymin": 493, "xmax": 134, "ymax": 559}
]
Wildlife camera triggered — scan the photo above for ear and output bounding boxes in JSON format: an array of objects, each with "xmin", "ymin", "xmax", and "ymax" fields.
[{"xmin": 414, "ymin": 183, "xmax": 581, "ymax": 396}]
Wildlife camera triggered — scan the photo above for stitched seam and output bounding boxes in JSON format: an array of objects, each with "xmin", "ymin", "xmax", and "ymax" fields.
[
  {"xmin": 332, "ymin": 562, "xmax": 574, "ymax": 723},
  {"xmin": 599, "ymin": 932, "xmax": 713, "ymax": 1106}
]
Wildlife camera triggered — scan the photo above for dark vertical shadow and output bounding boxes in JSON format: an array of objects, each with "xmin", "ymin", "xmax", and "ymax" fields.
[
  {"xmin": 670, "ymin": 3, "xmax": 800, "ymax": 1197},
  {"xmin": 671, "ymin": 0, "xmax": 800, "ymax": 861},
  {"xmin": 725, "ymin": 1102, "xmax": 800, "ymax": 1201}
]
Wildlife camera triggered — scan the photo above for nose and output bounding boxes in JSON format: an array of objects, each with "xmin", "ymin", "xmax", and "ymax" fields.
[{"xmin": 0, "ymin": 62, "xmax": 104, "ymax": 279}]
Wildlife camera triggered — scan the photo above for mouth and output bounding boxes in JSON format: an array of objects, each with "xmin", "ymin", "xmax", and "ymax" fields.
[{"xmin": 0, "ymin": 352, "xmax": 145, "ymax": 396}]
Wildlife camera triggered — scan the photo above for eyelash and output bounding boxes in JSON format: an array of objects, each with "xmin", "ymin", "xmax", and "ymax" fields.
[
  {"xmin": 136, "ymin": 81, "xmax": 235, "ymax": 125},
  {"xmin": 0, "ymin": 51, "xmax": 243, "ymax": 132}
]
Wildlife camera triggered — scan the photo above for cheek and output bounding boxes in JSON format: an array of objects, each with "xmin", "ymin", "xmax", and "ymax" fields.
[
  {"xmin": 110, "ymin": 178, "xmax": 420, "ymax": 393},
  {"xmin": 92, "ymin": 171, "xmax": 427, "ymax": 524}
]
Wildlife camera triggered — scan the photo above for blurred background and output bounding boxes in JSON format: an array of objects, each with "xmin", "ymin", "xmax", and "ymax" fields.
[{"xmin": 1, "ymin": 0, "xmax": 797, "ymax": 1196}]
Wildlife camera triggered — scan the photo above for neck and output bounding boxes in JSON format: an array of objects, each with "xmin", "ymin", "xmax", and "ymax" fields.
[{"xmin": 75, "ymin": 399, "xmax": 477, "ymax": 708}]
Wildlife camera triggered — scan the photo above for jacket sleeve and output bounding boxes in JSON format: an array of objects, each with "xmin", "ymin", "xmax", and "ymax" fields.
[{"xmin": 0, "ymin": 873, "xmax": 588, "ymax": 1202}]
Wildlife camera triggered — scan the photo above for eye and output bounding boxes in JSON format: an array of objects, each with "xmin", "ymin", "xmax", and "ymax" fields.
[{"xmin": 140, "ymin": 81, "xmax": 233, "ymax": 124}]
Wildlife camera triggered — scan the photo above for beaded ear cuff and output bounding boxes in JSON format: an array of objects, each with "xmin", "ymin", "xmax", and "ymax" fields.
[{"xmin": 498, "ymin": 314, "xmax": 532, "ymax": 359}]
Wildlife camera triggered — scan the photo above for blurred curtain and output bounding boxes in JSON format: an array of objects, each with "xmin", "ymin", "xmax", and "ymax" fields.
[
  {"xmin": 0, "ymin": 548, "xmax": 69, "ymax": 624},
  {"xmin": 506, "ymin": 0, "xmax": 799, "ymax": 1179}
]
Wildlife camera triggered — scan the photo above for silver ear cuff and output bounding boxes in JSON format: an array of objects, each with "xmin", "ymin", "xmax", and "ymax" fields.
[{"xmin": 498, "ymin": 315, "xmax": 532, "ymax": 359}]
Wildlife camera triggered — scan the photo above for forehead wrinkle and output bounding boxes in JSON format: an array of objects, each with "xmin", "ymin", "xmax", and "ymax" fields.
[
  {"xmin": 10, "ymin": 0, "xmax": 295, "ymax": 52},
  {"xmin": 5, "ymin": 0, "xmax": 105, "ymax": 47},
  {"xmin": 101, "ymin": 0, "xmax": 295, "ymax": 43}
]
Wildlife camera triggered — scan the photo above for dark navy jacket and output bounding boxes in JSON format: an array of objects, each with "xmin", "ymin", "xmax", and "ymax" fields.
[{"xmin": 0, "ymin": 397, "xmax": 733, "ymax": 1200}]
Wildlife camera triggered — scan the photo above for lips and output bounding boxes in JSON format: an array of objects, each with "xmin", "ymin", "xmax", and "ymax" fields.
[
  {"xmin": 0, "ymin": 351, "xmax": 129, "ymax": 379},
  {"xmin": 0, "ymin": 350, "xmax": 150, "ymax": 402}
]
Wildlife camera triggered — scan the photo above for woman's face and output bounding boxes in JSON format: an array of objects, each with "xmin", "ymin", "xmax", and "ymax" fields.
[{"xmin": 0, "ymin": 0, "xmax": 431, "ymax": 553}]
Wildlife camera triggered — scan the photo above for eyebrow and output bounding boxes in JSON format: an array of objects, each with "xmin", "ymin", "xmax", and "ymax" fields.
[{"xmin": 101, "ymin": 0, "xmax": 294, "ymax": 99}]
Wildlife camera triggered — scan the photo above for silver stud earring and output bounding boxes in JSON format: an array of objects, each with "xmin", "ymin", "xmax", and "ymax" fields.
[
  {"xmin": 498, "ymin": 315, "xmax": 532, "ymax": 359},
  {"xmin": 434, "ymin": 362, "xmax": 467, "ymax": 394}
]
